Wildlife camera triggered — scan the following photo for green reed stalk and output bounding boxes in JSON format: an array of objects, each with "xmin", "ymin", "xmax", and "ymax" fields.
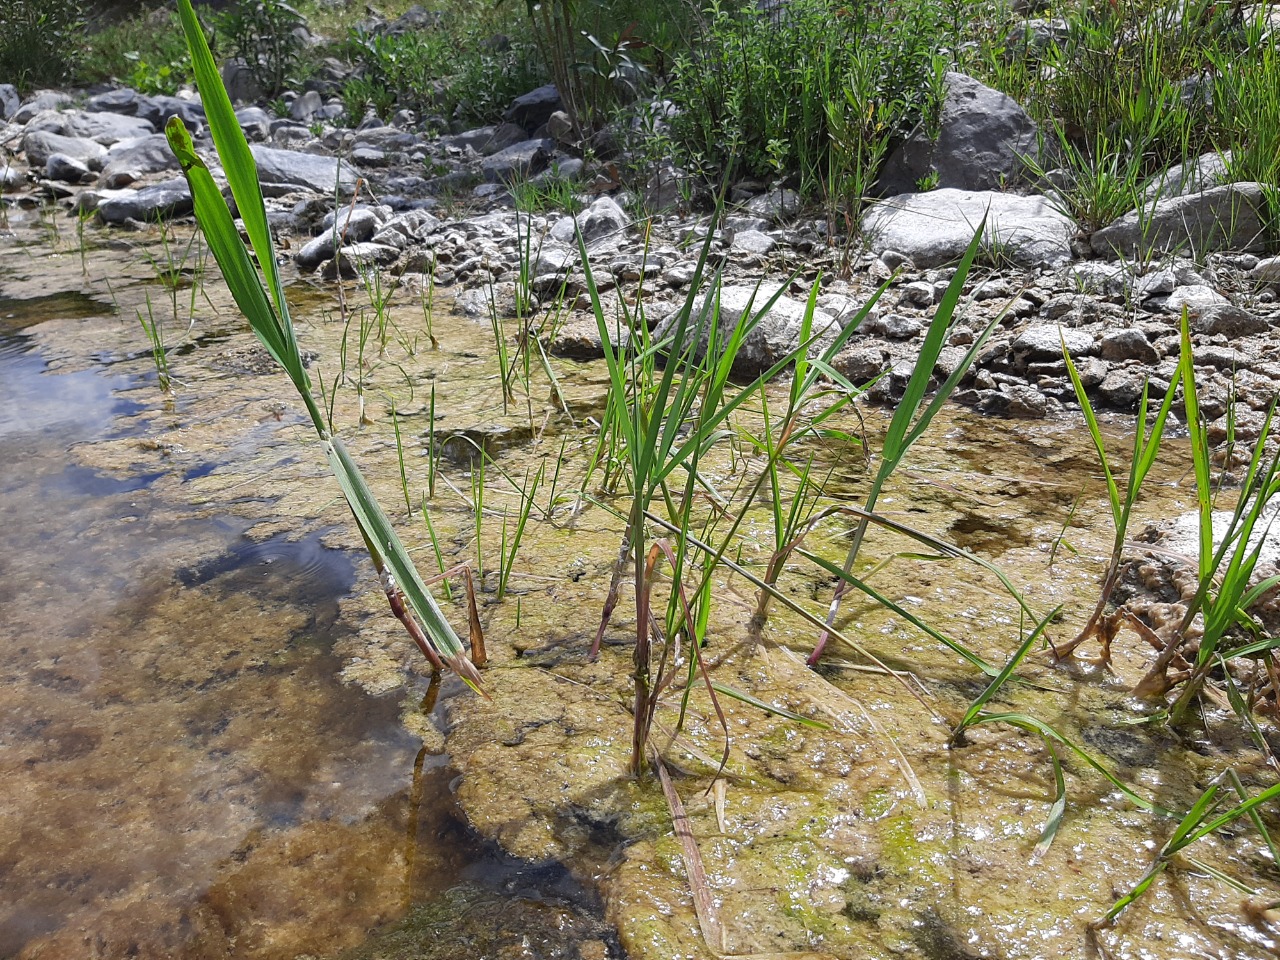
[
  {"xmin": 167, "ymin": 0, "xmax": 481, "ymax": 692},
  {"xmin": 1055, "ymin": 331, "xmax": 1183, "ymax": 660},
  {"xmin": 809, "ymin": 218, "xmax": 996, "ymax": 666}
]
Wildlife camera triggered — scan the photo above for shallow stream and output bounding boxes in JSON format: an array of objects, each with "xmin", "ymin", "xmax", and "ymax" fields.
[{"xmin": 1, "ymin": 209, "xmax": 1277, "ymax": 959}]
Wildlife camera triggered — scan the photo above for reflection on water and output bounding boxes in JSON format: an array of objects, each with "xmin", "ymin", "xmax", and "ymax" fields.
[{"xmin": 0, "ymin": 288, "xmax": 612, "ymax": 958}]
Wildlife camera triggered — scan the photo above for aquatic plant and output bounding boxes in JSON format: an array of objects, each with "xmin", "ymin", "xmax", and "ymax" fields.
[
  {"xmin": 167, "ymin": 0, "xmax": 482, "ymax": 691},
  {"xmin": 809, "ymin": 219, "xmax": 999, "ymax": 666},
  {"xmin": 1053, "ymin": 331, "xmax": 1183, "ymax": 662}
]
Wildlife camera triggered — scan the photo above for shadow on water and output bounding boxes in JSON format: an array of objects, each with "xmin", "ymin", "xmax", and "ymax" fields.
[{"xmin": 0, "ymin": 289, "xmax": 615, "ymax": 958}]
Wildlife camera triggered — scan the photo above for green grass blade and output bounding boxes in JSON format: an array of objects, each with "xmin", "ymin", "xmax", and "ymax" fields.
[
  {"xmin": 326, "ymin": 437, "xmax": 482, "ymax": 693},
  {"xmin": 175, "ymin": 0, "xmax": 292, "ymax": 331},
  {"xmin": 956, "ymin": 607, "xmax": 1062, "ymax": 736},
  {"xmin": 708, "ymin": 682, "xmax": 830, "ymax": 729}
]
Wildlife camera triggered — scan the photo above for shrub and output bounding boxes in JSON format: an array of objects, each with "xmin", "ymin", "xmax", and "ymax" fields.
[
  {"xmin": 80, "ymin": 8, "xmax": 193, "ymax": 92},
  {"xmin": 664, "ymin": 0, "xmax": 947, "ymax": 205},
  {"xmin": 214, "ymin": 0, "xmax": 306, "ymax": 98},
  {"xmin": 0, "ymin": 0, "xmax": 86, "ymax": 93}
]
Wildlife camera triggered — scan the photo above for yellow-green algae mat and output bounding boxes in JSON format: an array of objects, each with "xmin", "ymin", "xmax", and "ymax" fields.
[{"xmin": 6, "ymin": 213, "xmax": 1279, "ymax": 959}]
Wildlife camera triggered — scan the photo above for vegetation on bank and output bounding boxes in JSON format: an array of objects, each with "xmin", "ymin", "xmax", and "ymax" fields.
[{"xmin": 3, "ymin": 0, "xmax": 1278, "ymax": 237}]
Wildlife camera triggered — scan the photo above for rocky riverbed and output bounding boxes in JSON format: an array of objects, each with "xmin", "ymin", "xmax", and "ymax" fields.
[{"xmin": 4, "ymin": 65, "xmax": 1280, "ymax": 439}]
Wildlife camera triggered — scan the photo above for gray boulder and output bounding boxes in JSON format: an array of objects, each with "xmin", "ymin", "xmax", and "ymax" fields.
[
  {"xmin": 1011, "ymin": 325, "xmax": 1094, "ymax": 364},
  {"xmin": 503, "ymin": 84, "xmax": 562, "ymax": 134},
  {"xmin": 0, "ymin": 84, "xmax": 21, "ymax": 121},
  {"xmin": 23, "ymin": 130, "xmax": 108, "ymax": 171},
  {"xmin": 877, "ymin": 73, "xmax": 1044, "ymax": 196},
  {"xmin": 439, "ymin": 122, "xmax": 528, "ymax": 157},
  {"xmin": 296, "ymin": 207, "xmax": 382, "ymax": 269},
  {"xmin": 12, "ymin": 91, "xmax": 73, "ymax": 124},
  {"xmin": 24, "ymin": 109, "xmax": 154, "ymax": 145},
  {"xmin": 97, "ymin": 178, "xmax": 194, "ymax": 224},
  {"xmin": 85, "ymin": 88, "xmax": 204, "ymax": 132},
  {"xmin": 549, "ymin": 196, "xmax": 630, "ymax": 246},
  {"xmin": 862, "ymin": 189, "xmax": 1075, "ymax": 269},
  {"xmin": 480, "ymin": 139, "xmax": 553, "ymax": 183},
  {"xmin": 99, "ymin": 135, "xmax": 181, "ymax": 188},
  {"xmin": 290, "ymin": 90, "xmax": 324, "ymax": 122},
  {"xmin": 1091, "ymin": 182, "xmax": 1270, "ymax": 258},
  {"xmin": 220, "ymin": 58, "xmax": 264, "ymax": 104},
  {"xmin": 660, "ymin": 283, "xmax": 839, "ymax": 376},
  {"xmin": 249, "ymin": 145, "xmax": 357, "ymax": 193},
  {"xmin": 235, "ymin": 106, "xmax": 272, "ymax": 142},
  {"xmin": 1142, "ymin": 151, "xmax": 1232, "ymax": 204},
  {"xmin": 45, "ymin": 153, "xmax": 94, "ymax": 184}
]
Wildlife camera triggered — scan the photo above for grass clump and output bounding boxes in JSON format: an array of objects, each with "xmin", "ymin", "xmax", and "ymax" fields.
[
  {"xmin": 664, "ymin": 0, "xmax": 946, "ymax": 207},
  {"xmin": 0, "ymin": 0, "xmax": 86, "ymax": 93}
]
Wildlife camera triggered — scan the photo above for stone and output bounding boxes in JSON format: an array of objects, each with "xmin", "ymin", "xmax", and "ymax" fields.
[
  {"xmin": 236, "ymin": 106, "xmax": 272, "ymax": 142},
  {"xmin": 1190, "ymin": 304, "xmax": 1269, "ymax": 337},
  {"xmin": 1001, "ymin": 384, "xmax": 1049, "ymax": 418},
  {"xmin": 440, "ymin": 123, "xmax": 527, "ymax": 156},
  {"xmin": 1142, "ymin": 151, "xmax": 1232, "ymax": 204},
  {"xmin": 479, "ymin": 139, "xmax": 553, "ymax": 183},
  {"xmin": 99, "ymin": 135, "xmax": 182, "ymax": 188},
  {"xmin": 546, "ymin": 110, "xmax": 575, "ymax": 145},
  {"xmin": 290, "ymin": 90, "xmax": 324, "ymax": 122},
  {"xmin": 1099, "ymin": 328, "xmax": 1159, "ymax": 364},
  {"xmin": 659, "ymin": 283, "xmax": 839, "ymax": 376},
  {"xmin": 1250, "ymin": 257, "xmax": 1280, "ymax": 284},
  {"xmin": 319, "ymin": 243, "xmax": 401, "ymax": 279},
  {"xmin": 503, "ymin": 84, "xmax": 562, "ymax": 134},
  {"xmin": 744, "ymin": 187, "xmax": 801, "ymax": 223},
  {"xmin": 23, "ymin": 131, "xmax": 107, "ymax": 171},
  {"xmin": 876, "ymin": 72, "xmax": 1044, "ymax": 196},
  {"xmin": 12, "ymin": 90, "xmax": 73, "ymax": 124},
  {"xmin": 1134, "ymin": 269, "xmax": 1178, "ymax": 299},
  {"xmin": 1, "ymin": 162, "xmax": 24, "ymax": 191},
  {"xmin": 1066, "ymin": 262, "xmax": 1130, "ymax": 297},
  {"xmin": 1011, "ymin": 324, "xmax": 1094, "ymax": 364},
  {"xmin": 1097, "ymin": 368, "xmax": 1146, "ymax": 408},
  {"xmin": 730, "ymin": 230, "xmax": 776, "ymax": 256},
  {"xmin": 0, "ymin": 84, "xmax": 18, "ymax": 121},
  {"xmin": 549, "ymin": 196, "xmax": 630, "ymax": 247},
  {"xmin": 882, "ymin": 313, "xmax": 923, "ymax": 339},
  {"xmin": 862, "ymin": 189, "xmax": 1075, "ymax": 269},
  {"xmin": 24, "ymin": 109, "xmax": 155, "ymax": 145},
  {"xmin": 1164, "ymin": 284, "xmax": 1231, "ymax": 316},
  {"xmin": 1091, "ymin": 182, "xmax": 1270, "ymax": 258},
  {"xmin": 832, "ymin": 344, "xmax": 888, "ymax": 383},
  {"xmin": 897, "ymin": 281, "xmax": 936, "ymax": 308},
  {"xmin": 132, "ymin": 94, "xmax": 205, "ymax": 133},
  {"xmin": 221, "ymin": 58, "xmax": 263, "ymax": 103},
  {"xmin": 249, "ymin": 145, "xmax": 357, "ymax": 193},
  {"xmin": 296, "ymin": 208, "xmax": 381, "ymax": 269},
  {"xmin": 96, "ymin": 178, "xmax": 193, "ymax": 224},
  {"xmin": 45, "ymin": 153, "xmax": 93, "ymax": 184}
]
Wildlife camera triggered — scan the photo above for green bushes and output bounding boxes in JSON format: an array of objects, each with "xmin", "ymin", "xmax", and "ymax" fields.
[
  {"xmin": 663, "ymin": 0, "xmax": 947, "ymax": 207},
  {"xmin": 214, "ymin": 0, "xmax": 307, "ymax": 98},
  {"xmin": 0, "ymin": 0, "xmax": 85, "ymax": 92},
  {"xmin": 346, "ymin": 24, "xmax": 547, "ymax": 126},
  {"xmin": 79, "ymin": 8, "xmax": 193, "ymax": 93}
]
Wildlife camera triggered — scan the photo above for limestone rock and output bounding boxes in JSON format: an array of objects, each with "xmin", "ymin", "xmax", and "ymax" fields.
[
  {"xmin": 1091, "ymin": 182, "xmax": 1269, "ymax": 259},
  {"xmin": 862, "ymin": 189, "xmax": 1075, "ymax": 269},
  {"xmin": 877, "ymin": 73, "xmax": 1045, "ymax": 196}
]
